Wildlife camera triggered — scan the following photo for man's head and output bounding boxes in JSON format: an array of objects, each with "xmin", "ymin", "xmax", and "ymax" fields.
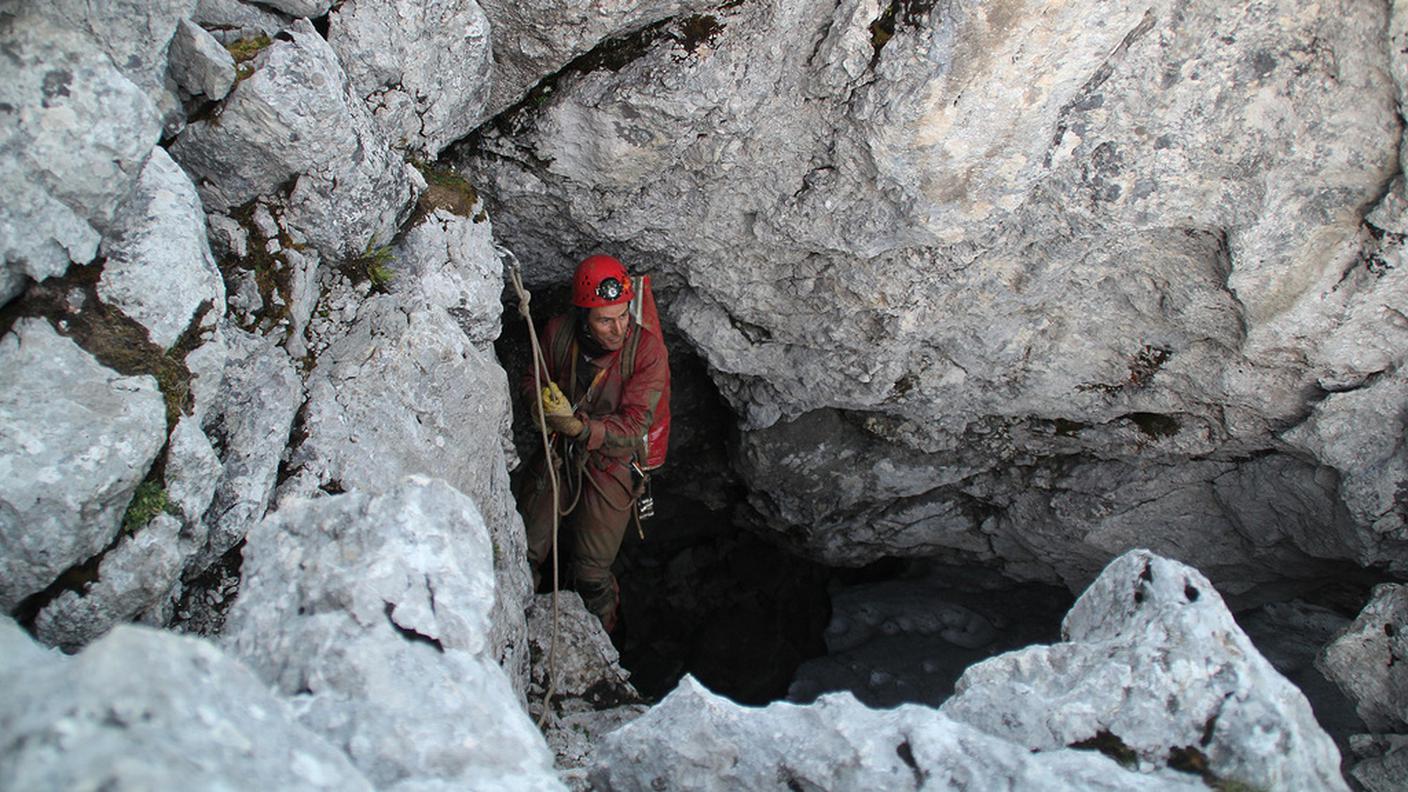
[{"xmin": 572, "ymin": 254, "xmax": 634, "ymax": 351}]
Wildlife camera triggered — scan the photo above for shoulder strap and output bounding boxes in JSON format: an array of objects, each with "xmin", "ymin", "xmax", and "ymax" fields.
[{"xmin": 621, "ymin": 322, "xmax": 642, "ymax": 380}]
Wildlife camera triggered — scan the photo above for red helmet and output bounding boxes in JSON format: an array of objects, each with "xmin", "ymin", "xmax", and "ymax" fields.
[{"xmin": 572, "ymin": 254, "xmax": 634, "ymax": 308}]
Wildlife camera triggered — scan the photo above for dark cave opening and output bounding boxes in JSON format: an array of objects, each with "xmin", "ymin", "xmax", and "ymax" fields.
[{"xmin": 494, "ymin": 283, "xmax": 1077, "ymax": 707}]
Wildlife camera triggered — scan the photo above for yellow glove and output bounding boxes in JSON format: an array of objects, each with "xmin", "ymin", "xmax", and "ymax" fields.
[
  {"xmin": 539, "ymin": 382, "xmax": 584, "ymax": 438},
  {"xmin": 540, "ymin": 382, "xmax": 572, "ymax": 418}
]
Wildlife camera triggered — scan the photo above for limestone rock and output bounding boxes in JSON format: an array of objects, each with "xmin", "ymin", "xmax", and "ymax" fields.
[
  {"xmin": 98, "ymin": 147, "xmax": 226, "ymax": 351},
  {"xmin": 1348, "ymin": 734, "xmax": 1408, "ymax": 792},
  {"xmin": 463, "ymin": 0, "xmax": 1406, "ymax": 588},
  {"xmin": 221, "ymin": 479, "xmax": 562, "ymax": 791},
  {"xmin": 248, "ymin": 0, "xmax": 333, "ymax": 18},
  {"xmin": 192, "ymin": 0, "xmax": 290, "ymax": 43},
  {"xmin": 0, "ymin": 319, "xmax": 166, "ymax": 612},
  {"xmin": 0, "ymin": 10, "xmax": 161, "ymax": 304},
  {"xmin": 280, "ymin": 292, "xmax": 532, "ymax": 695},
  {"xmin": 589, "ymin": 676, "xmax": 1205, "ymax": 792},
  {"xmin": 32, "ymin": 514, "xmax": 186, "ymax": 652},
  {"xmin": 170, "ymin": 19, "xmax": 419, "ymax": 262},
  {"xmin": 393, "ymin": 206, "xmax": 504, "ymax": 347},
  {"xmin": 43, "ymin": 0, "xmax": 194, "ymax": 132},
  {"xmin": 0, "ymin": 619, "xmax": 373, "ymax": 791},
  {"xmin": 526, "ymin": 592, "xmax": 647, "ymax": 782},
  {"xmin": 940, "ymin": 550, "xmax": 1349, "ymax": 792},
  {"xmin": 192, "ymin": 327, "xmax": 302, "ymax": 577},
  {"xmin": 1317, "ymin": 583, "xmax": 1408, "ymax": 733},
  {"xmin": 328, "ymin": 0, "xmax": 493, "ymax": 156},
  {"xmin": 168, "ymin": 18, "xmax": 237, "ymax": 100},
  {"xmin": 476, "ymin": 0, "xmax": 718, "ymax": 117}
]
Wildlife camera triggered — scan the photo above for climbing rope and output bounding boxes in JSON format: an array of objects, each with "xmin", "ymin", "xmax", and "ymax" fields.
[{"xmin": 500, "ymin": 245, "xmax": 563, "ymax": 729}]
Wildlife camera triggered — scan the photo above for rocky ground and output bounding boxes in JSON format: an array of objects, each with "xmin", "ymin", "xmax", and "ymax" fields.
[{"xmin": 2, "ymin": 0, "xmax": 1406, "ymax": 790}]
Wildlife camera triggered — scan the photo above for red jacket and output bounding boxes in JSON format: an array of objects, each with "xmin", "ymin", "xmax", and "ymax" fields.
[{"xmin": 526, "ymin": 314, "xmax": 669, "ymax": 470}]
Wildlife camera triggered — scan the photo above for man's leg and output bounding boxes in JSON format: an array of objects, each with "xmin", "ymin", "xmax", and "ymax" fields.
[
  {"xmin": 572, "ymin": 468, "xmax": 634, "ymax": 629},
  {"xmin": 514, "ymin": 459, "xmax": 562, "ymax": 590}
]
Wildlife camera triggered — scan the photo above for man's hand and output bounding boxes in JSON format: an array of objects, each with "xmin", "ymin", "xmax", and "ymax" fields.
[{"xmin": 540, "ymin": 382, "xmax": 584, "ymax": 437}]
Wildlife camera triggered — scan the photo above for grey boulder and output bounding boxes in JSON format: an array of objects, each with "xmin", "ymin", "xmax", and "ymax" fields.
[
  {"xmin": 940, "ymin": 550, "xmax": 1348, "ymax": 792},
  {"xmin": 190, "ymin": 327, "xmax": 303, "ymax": 577},
  {"xmin": 589, "ymin": 675, "xmax": 1204, "ymax": 792},
  {"xmin": 1317, "ymin": 583, "xmax": 1408, "ymax": 733},
  {"xmin": 328, "ymin": 0, "xmax": 493, "ymax": 157},
  {"xmin": 392, "ymin": 206, "xmax": 504, "ymax": 347},
  {"xmin": 0, "ymin": 618, "xmax": 373, "ymax": 791},
  {"xmin": 170, "ymin": 19, "xmax": 419, "ymax": 261},
  {"xmin": 0, "ymin": 319, "xmax": 166, "ymax": 612},
  {"xmin": 280, "ymin": 289, "xmax": 531, "ymax": 694},
  {"xmin": 168, "ymin": 18, "xmax": 238, "ymax": 100},
  {"xmin": 97, "ymin": 146, "xmax": 226, "ymax": 351},
  {"xmin": 221, "ymin": 478, "xmax": 562, "ymax": 791},
  {"xmin": 0, "ymin": 10, "xmax": 161, "ymax": 304}
]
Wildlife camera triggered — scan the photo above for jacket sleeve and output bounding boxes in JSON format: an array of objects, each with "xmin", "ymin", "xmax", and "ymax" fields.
[{"xmin": 582, "ymin": 328, "xmax": 667, "ymax": 455}]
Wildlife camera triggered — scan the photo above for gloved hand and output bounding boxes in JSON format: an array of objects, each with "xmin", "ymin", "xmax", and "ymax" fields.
[{"xmin": 539, "ymin": 382, "xmax": 584, "ymax": 438}]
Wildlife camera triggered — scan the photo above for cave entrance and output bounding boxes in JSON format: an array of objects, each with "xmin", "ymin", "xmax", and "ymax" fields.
[{"xmin": 494, "ymin": 286, "xmax": 1075, "ymax": 707}]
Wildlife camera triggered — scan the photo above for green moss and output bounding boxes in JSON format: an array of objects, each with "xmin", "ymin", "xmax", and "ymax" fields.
[
  {"xmin": 122, "ymin": 480, "xmax": 172, "ymax": 535},
  {"xmin": 225, "ymin": 34, "xmax": 272, "ymax": 65},
  {"xmin": 410, "ymin": 159, "xmax": 480, "ymax": 218}
]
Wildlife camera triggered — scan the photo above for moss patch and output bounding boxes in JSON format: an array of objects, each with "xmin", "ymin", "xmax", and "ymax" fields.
[
  {"xmin": 225, "ymin": 34, "xmax": 271, "ymax": 64},
  {"xmin": 411, "ymin": 159, "xmax": 480, "ymax": 218},
  {"xmin": 219, "ymin": 191, "xmax": 302, "ymax": 335},
  {"xmin": 342, "ymin": 239, "xmax": 396, "ymax": 293},
  {"xmin": 2, "ymin": 262, "xmax": 209, "ymax": 431},
  {"xmin": 1070, "ymin": 730, "xmax": 1138, "ymax": 768},
  {"xmin": 122, "ymin": 480, "xmax": 172, "ymax": 535}
]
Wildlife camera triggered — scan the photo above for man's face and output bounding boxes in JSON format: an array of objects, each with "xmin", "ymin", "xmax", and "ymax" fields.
[{"xmin": 587, "ymin": 303, "xmax": 630, "ymax": 351}]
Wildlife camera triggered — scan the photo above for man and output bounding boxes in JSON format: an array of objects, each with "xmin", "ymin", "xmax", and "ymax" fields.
[{"xmin": 518, "ymin": 254, "xmax": 669, "ymax": 631}]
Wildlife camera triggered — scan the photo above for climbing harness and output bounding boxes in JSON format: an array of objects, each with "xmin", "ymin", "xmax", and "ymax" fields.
[{"xmin": 500, "ymin": 244, "xmax": 564, "ymax": 729}]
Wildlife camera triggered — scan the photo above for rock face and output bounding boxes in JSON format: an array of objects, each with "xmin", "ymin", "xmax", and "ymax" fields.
[
  {"xmin": 0, "ymin": 319, "xmax": 166, "ymax": 612},
  {"xmin": 1318, "ymin": 583, "xmax": 1408, "ymax": 733},
  {"xmin": 98, "ymin": 147, "xmax": 226, "ymax": 351},
  {"xmin": 170, "ymin": 18, "xmax": 419, "ymax": 261},
  {"xmin": 593, "ymin": 550, "xmax": 1347, "ymax": 791},
  {"xmin": 590, "ymin": 676, "xmax": 1205, "ymax": 792},
  {"xmin": 280, "ymin": 205, "xmax": 532, "ymax": 695},
  {"xmin": 0, "ymin": 8, "xmax": 161, "ymax": 304},
  {"xmin": 0, "ymin": 618, "xmax": 374, "ymax": 791},
  {"xmin": 220, "ymin": 479, "xmax": 561, "ymax": 791},
  {"xmin": 526, "ymin": 592, "xmax": 647, "ymax": 783},
  {"xmin": 462, "ymin": 0, "xmax": 1408, "ymax": 591},
  {"xmin": 941, "ymin": 550, "xmax": 1349, "ymax": 792},
  {"xmin": 328, "ymin": 0, "xmax": 494, "ymax": 157}
]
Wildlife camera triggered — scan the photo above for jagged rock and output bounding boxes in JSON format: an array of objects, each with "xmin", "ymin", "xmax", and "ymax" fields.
[
  {"xmin": 32, "ymin": 514, "xmax": 186, "ymax": 651},
  {"xmin": 164, "ymin": 416, "xmax": 222, "ymax": 530},
  {"xmin": 193, "ymin": 0, "xmax": 289, "ymax": 44},
  {"xmin": 0, "ymin": 319, "xmax": 166, "ymax": 612},
  {"xmin": 0, "ymin": 619, "xmax": 374, "ymax": 790},
  {"xmin": 191, "ymin": 327, "xmax": 302, "ymax": 576},
  {"xmin": 1317, "ymin": 583, "xmax": 1408, "ymax": 733},
  {"xmin": 98, "ymin": 147, "xmax": 226, "ymax": 351},
  {"xmin": 1285, "ymin": 371, "xmax": 1408, "ymax": 550},
  {"xmin": 327, "ymin": 0, "xmax": 493, "ymax": 156},
  {"xmin": 940, "ymin": 550, "xmax": 1349, "ymax": 792},
  {"xmin": 463, "ymin": 0, "xmax": 1407, "ymax": 587},
  {"xmin": 280, "ymin": 286, "xmax": 530, "ymax": 696},
  {"xmin": 248, "ymin": 0, "xmax": 333, "ymax": 19},
  {"xmin": 526, "ymin": 592, "xmax": 647, "ymax": 784},
  {"xmin": 43, "ymin": 0, "xmax": 194, "ymax": 132},
  {"xmin": 0, "ymin": 9, "xmax": 161, "ymax": 305},
  {"xmin": 590, "ymin": 675, "xmax": 1205, "ymax": 792},
  {"xmin": 170, "ymin": 19, "xmax": 420, "ymax": 262},
  {"xmin": 168, "ymin": 18, "xmax": 237, "ymax": 100},
  {"xmin": 476, "ymin": 0, "xmax": 718, "ymax": 117},
  {"xmin": 1348, "ymin": 734, "xmax": 1408, "ymax": 792},
  {"xmin": 393, "ymin": 206, "xmax": 504, "ymax": 347},
  {"xmin": 221, "ymin": 478, "xmax": 562, "ymax": 791}
]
